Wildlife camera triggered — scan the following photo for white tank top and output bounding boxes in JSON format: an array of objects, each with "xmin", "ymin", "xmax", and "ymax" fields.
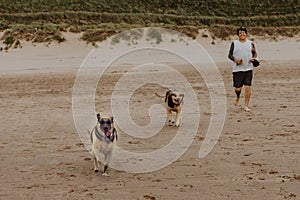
[{"xmin": 232, "ymin": 39, "xmax": 253, "ymax": 72}]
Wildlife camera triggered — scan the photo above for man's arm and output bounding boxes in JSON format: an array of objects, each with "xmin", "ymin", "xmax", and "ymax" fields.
[
  {"xmin": 251, "ymin": 42, "xmax": 257, "ymax": 58},
  {"xmin": 228, "ymin": 42, "xmax": 235, "ymax": 62},
  {"xmin": 228, "ymin": 42, "xmax": 243, "ymax": 65}
]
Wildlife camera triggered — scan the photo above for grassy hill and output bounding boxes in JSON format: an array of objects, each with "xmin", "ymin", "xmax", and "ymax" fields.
[
  {"xmin": 0, "ymin": 0, "xmax": 299, "ymax": 16},
  {"xmin": 0, "ymin": 0, "xmax": 299, "ymax": 49}
]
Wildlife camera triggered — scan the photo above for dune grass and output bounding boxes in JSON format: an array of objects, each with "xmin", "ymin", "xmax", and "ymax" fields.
[{"xmin": 0, "ymin": 0, "xmax": 299, "ymax": 50}]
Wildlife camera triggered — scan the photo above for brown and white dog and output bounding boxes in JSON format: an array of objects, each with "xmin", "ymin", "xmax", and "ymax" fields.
[
  {"xmin": 89, "ymin": 113, "xmax": 118, "ymax": 176},
  {"xmin": 155, "ymin": 90, "xmax": 184, "ymax": 127}
]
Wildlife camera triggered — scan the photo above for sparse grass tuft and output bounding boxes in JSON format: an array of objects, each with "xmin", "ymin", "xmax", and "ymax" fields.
[{"xmin": 81, "ymin": 29, "xmax": 118, "ymax": 44}]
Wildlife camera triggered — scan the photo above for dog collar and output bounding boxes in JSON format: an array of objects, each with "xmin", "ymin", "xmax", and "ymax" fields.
[
  {"xmin": 92, "ymin": 126, "xmax": 117, "ymax": 143},
  {"xmin": 92, "ymin": 126, "xmax": 112, "ymax": 143}
]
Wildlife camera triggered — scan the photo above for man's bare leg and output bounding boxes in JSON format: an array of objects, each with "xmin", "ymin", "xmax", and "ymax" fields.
[
  {"xmin": 244, "ymin": 85, "xmax": 251, "ymax": 112},
  {"xmin": 234, "ymin": 87, "xmax": 242, "ymax": 106}
]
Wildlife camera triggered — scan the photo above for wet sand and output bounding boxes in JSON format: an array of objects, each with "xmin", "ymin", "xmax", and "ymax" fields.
[{"xmin": 0, "ymin": 32, "xmax": 299, "ymax": 200}]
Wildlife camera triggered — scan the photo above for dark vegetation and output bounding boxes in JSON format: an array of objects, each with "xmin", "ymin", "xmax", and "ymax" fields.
[{"xmin": 0, "ymin": 0, "xmax": 299, "ymax": 49}]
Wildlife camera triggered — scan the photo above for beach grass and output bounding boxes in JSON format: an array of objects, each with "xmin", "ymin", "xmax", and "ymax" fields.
[{"xmin": 0, "ymin": 0, "xmax": 299, "ymax": 49}]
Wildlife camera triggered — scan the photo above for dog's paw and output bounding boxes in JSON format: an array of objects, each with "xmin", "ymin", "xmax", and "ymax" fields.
[
  {"xmin": 175, "ymin": 119, "xmax": 181, "ymax": 127},
  {"xmin": 102, "ymin": 172, "xmax": 109, "ymax": 177}
]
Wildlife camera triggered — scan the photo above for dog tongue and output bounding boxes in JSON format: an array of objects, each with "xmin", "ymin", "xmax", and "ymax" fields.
[{"xmin": 105, "ymin": 130, "xmax": 112, "ymax": 136}]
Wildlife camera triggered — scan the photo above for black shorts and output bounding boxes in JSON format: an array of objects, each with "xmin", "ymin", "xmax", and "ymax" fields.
[{"xmin": 233, "ymin": 70, "xmax": 253, "ymax": 88}]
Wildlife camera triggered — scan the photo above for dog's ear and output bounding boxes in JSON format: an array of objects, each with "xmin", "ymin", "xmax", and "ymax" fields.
[
  {"xmin": 110, "ymin": 117, "xmax": 114, "ymax": 123},
  {"xmin": 165, "ymin": 90, "xmax": 172, "ymax": 102},
  {"xmin": 97, "ymin": 113, "xmax": 101, "ymax": 121}
]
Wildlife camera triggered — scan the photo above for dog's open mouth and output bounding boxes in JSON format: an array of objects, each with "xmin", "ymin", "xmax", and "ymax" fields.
[
  {"xmin": 104, "ymin": 129, "xmax": 112, "ymax": 136},
  {"xmin": 173, "ymin": 99, "xmax": 180, "ymax": 105}
]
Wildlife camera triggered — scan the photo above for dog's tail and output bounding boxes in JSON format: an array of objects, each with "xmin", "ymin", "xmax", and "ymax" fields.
[{"xmin": 155, "ymin": 92, "xmax": 165, "ymax": 98}]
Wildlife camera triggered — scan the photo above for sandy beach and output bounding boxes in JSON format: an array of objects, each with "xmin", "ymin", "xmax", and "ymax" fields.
[{"xmin": 0, "ymin": 31, "xmax": 299, "ymax": 200}]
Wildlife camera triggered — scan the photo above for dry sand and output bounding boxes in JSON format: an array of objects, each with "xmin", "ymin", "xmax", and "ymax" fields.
[{"xmin": 0, "ymin": 32, "xmax": 299, "ymax": 200}]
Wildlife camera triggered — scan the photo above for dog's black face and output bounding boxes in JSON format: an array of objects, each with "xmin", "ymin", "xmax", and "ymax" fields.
[
  {"xmin": 165, "ymin": 90, "xmax": 184, "ymax": 108},
  {"xmin": 97, "ymin": 113, "xmax": 114, "ymax": 135}
]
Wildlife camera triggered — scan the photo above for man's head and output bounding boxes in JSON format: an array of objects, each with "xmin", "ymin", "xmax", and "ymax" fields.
[
  {"xmin": 237, "ymin": 27, "xmax": 247, "ymax": 41},
  {"xmin": 236, "ymin": 27, "xmax": 248, "ymax": 35}
]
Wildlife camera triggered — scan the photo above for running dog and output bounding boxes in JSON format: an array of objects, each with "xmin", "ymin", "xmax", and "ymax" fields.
[
  {"xmin": 155, "ymin": 90, "xmax": 184, "ymax": 127},
  {"xmin": 89, "ymin": 113, "xmax": 118, "ymax": 176}
]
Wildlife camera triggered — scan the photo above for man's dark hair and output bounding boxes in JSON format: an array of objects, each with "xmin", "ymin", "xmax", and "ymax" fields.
[{"xmin": 237, "ymin": 27, "xmax": 248, "ymax": 35}]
